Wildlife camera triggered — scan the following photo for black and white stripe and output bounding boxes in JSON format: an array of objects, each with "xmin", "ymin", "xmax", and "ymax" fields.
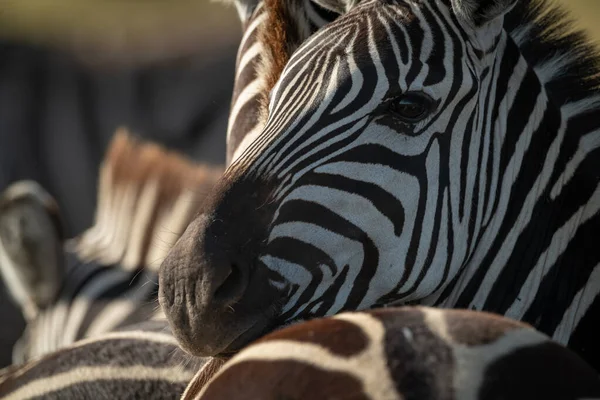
[
  {"xmin": 0, "ymin": 177, "xmax": 159, "ymax": 365},
  {"xmin": 224, "ymin": 0, "xmax": 340, "ymax": 165},
  {"xmin": 160, "ymin": 0, "xmax": 600, "ymax": 369},
  {"xmin": 0, "ymin": 320, "xmax": 204, "ymax": 400},
  {"xmin": 12, "ymin": 254, "xmax": 161, "ymax": 364}
]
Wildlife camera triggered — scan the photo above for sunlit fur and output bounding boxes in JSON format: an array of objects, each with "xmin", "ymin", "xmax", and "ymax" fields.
[
  {"xmin": 243, "ymin": 0, "xmax": 600, "ymax": 360},
  {"xmin": 183, "ymin": 307, "xmax": 600, "ymax": 400},
  {"xmin": 225, "ymin": 0, "xmax": 339, "ymax": 164}
]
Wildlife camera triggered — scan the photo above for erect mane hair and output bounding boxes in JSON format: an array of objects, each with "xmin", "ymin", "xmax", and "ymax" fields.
[
  {"xmin": 504, "ymin": 0, "xmax": 600, "ymax": 109},
  {"xmin": 257, "ymin": 0, "xmax": 339, "ymax": 119},
  {"xmin": 257, "ymin": 0, "xmax": 307, "ymax": 118},
  {"xmin": 70, "ymin": 128, "xmax": 224, "ymax": 272}
]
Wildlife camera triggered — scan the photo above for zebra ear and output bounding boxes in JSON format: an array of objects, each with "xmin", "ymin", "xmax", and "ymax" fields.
[
  {"xmin": 450, "ymin": 0, "xmax": 517, "ymax": 48},
  {"xmin": 0, "ymin": 181, "xmax": 65, "ymax": 320},
  {"xmin": 451, "ymin": 0, "xmax": 518, "ymax": 27}
]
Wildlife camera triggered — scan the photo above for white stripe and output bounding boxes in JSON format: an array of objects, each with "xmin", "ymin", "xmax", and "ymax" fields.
[
  {"xmin": 121, "ymin": 178, "xmax": 161, "ymax": 269},
  {"xmin": 504, "ymin": 184, "xmax": 600, "ymax": 324},
  {"xmin": 237, "ymin": 42, "xmax": 262, "ymax": 75},
  {"xmin": 553, "ymin": 263, "xmax": 600, "ymax": 344},
  {"xmin": 550, "ymin": 129, "xmax": 600, "ymax": 200},
  {"xmin": 61, "ymin": 268, "xmax": 131, "ymax": 346},
  {"xmin": 199, "ymin": 313, "xmax": 400, "ymax": 400},
  {"xmin": 3, "ymin": 365, "xmax": 193, "ymax": 400},
  {"xmin": 0, "ymin": 239, "xmax": 37, "ymax": 320},
  {"xmin": 227, "ymin": 78, "xmax": 264, "ymax": 143}
]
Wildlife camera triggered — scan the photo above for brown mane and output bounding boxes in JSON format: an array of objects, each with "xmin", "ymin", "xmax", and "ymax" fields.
[
  {"xmin": 71, "ymin": 127, "xmax": 224, "ymax": 271},
  {"xmin": 258, "ymin": 0, "xmax": 306, "ymax": 116}
]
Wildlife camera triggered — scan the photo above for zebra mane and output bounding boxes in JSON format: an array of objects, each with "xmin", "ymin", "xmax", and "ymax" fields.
[
  {"xmin": 257, "ymin": 0, "xmax": 319, "ymax": 118},
  {"xmin": 68, "ymin": 128, "xmax": 224, "ymax": 273},
  {"xmin": 505, "ymin": 0, "xmax": 600, "ymax": 111},
  {"xmin": 260, "ymin": 0, "xmax": 300, "ymax": 95}
]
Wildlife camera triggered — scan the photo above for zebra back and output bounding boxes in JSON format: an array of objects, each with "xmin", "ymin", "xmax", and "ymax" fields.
[
  {"xmin": 186, "ymin": 307, "xmax": 600, "ymax": 400},
  {"xmin": 70, "ymin": 127, "xmax": 223, "ymax": 273},
  {"xmin": 0, "ymin": 320, "xmax": 205, "ymax": 400}
]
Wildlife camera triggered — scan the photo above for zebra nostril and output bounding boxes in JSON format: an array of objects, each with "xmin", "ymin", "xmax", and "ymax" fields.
[{"xmin": 213, "ymin": 263, "xmax": 249, "ymax": 307}]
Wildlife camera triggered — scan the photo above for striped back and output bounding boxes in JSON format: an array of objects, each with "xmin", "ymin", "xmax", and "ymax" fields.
[
  {"xmin": 12, "ymin": 254, "xmax": 160, "ymax": 365},
  {"xmin": 185, "ymin": 307, "xmax": 600, "ymax": 400},
  {"xmin": 71, "ymin": 127, "xmax": 223, "ymax": 272},
  {"xmin": 0, "ymin": 320, "xmax": 205, "ymax": 400}
]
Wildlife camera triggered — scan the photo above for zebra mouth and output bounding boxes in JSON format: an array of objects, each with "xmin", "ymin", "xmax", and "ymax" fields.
[
  {"xmin": 219, "ymin": 321, "xmax": 273, "ymax": 356},
  {"xmin": 217, "ymin": 298, "xmax": 284, "ymax": 356}
]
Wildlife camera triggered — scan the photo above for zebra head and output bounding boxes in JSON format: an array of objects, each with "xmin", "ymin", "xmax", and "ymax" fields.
[{"xmin": 160, "ymin": 0, "xmax": 600, "ymax": 358}]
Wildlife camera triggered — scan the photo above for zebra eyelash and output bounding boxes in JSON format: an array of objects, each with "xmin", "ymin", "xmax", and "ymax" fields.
[
  {"xmin": 373, "ymin": 94, "xmax": 438, "ymax": 135},
  {"xmin": 388, "ymin": 112, "xmax": 433, "ymax": 130}
]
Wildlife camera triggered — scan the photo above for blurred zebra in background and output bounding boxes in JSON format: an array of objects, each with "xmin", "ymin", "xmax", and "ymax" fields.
[
  {"xmin": 0, "ymin": 318, "xmax": 205, "ymax": 400},
  {"xmin": 0, "ymin": 128, "xmax": 222, "ymax": 365}
]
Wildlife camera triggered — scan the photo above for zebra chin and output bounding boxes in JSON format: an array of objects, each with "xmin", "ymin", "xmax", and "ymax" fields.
[
  {"xmin": 159, "ymin": 271, "xmax": 282, "ymax": 357},
  {"xmin": 158, "ymin": 213, "xmax": 284, "ymax": 357},
  {"xmin": 162, "ymin": 304, "xmax": 278, "ymax": 358}
]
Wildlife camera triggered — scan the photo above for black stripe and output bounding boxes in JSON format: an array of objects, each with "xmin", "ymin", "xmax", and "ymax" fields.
[{"xmin": 272, "ymin": 199, "xmax": 379, "ymax": 313}]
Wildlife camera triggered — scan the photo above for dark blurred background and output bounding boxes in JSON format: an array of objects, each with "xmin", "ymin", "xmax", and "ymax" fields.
[{"xmin": 0, "ymin": 0, "xmax": 598, "ymax": 367}]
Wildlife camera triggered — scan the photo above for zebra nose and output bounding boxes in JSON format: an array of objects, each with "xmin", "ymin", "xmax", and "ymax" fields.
[
  {"xmin": 158, "ymin": 213, "xmax": 280, "ymax": 357},
  {"xmin": 158, "ymin": 224, "xmax": 248, "ymax": 312}
]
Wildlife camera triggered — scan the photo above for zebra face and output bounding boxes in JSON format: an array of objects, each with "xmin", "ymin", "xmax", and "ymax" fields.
[{"xmin": 160, "ymin": 0, "xmax": 519, "ymax": 357}]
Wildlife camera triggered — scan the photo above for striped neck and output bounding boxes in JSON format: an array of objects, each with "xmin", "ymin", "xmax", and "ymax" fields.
[
  {"xmin": 433, "ymin": 12, "xmax": 600, "ymax": 346},
  {"xmin": 226, "ymin": 0, "xmax": 338, "ymax": 165}
]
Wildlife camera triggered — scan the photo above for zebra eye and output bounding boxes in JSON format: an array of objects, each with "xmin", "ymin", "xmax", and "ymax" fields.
[{"xmin": 389, "ymin": 92, "xmax": 434, "ymax": 123}]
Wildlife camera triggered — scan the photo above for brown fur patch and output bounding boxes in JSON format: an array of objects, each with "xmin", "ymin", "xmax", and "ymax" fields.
[
  {"xmin": 257, "ymin": 317, "xmax": 369, "ymax": 357},
  {"xmin": 260, "ymin": 0, "xmax": 299, "ymax": 94},
  {"xmin": 105, "ymin": 127, "xmax": 223, "ymax": 205},
  {"xmin": 200, "ymin": 360, "xmax": 369, "ymax": 400}
]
